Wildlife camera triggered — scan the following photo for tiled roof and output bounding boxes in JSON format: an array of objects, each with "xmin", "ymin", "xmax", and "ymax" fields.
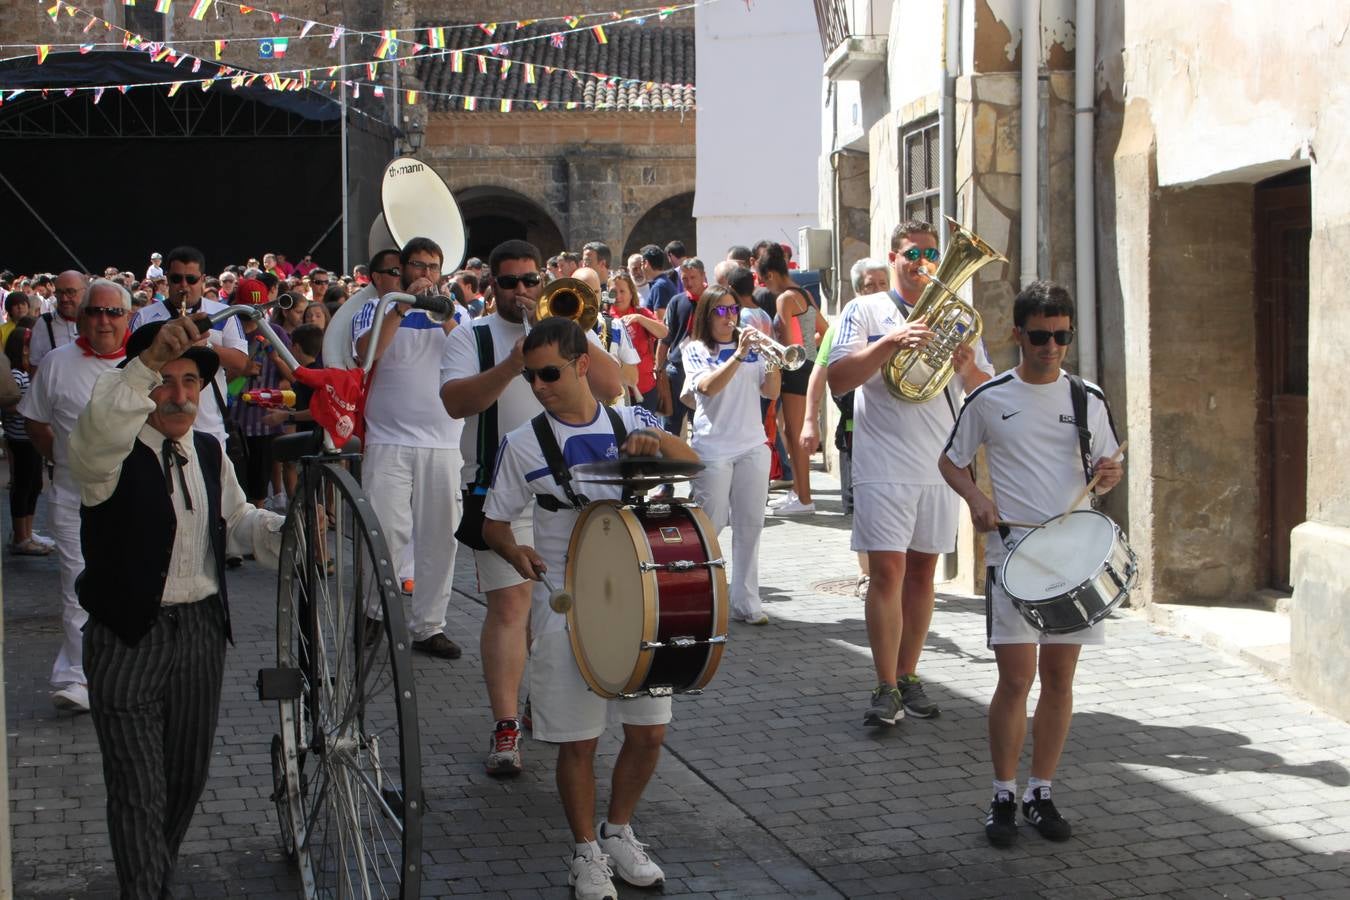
[{"xmin": 414, "ymin": 21, "xmax": 695, "ymax": 113}]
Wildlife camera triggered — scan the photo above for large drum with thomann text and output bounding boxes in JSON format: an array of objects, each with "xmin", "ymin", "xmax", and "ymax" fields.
[
  {"xmin": 564, "ymin": 499, "xmax": 728, "ymax": 699},
  {"xmin": 999, "ymin": 510, "xmax": 1138, "ymax": 634}
]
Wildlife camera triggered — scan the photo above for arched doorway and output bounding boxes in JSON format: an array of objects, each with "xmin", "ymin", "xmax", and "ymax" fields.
[
  {"xmin": 624, "ymin": 192, "xmax": 695, "ymax": 260},
  {"xmin": 455, "ymin": 186, "xmax": 565, "ymax": 263}
]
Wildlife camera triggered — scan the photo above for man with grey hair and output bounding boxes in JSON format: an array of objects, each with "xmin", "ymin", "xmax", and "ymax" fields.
[
  {"xmin": 18, "ymin": 278, "xmax": 134, "ymax": 711},
  {"xmin": 29, "ymin": 270, "xmax": 87, "ymax": 370},
  {"xmin": 850, "ymin": 257, "xmax": 890, "ymax": 297}
]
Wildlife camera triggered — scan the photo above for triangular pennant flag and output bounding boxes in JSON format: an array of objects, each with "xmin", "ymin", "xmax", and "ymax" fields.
[
  {"xmin": 94, "ymin": 87, "xmax": 105, "ymax": 103},
  {"xmin": 79, "ymin": 43, "xmax": 94, "ymax": 54},
  {"xmin": 270, "ymin": 12, "xmax": 281, "ymax": 24},
  {"xmin": 46, "ymin": 4, "xmax": 60, "ymax": 24},
  {"xmin": 239, "ymin": 4, "xmax": 253, "ymax": 12},
  {"xmin": 214, "ymin": 40, "xmax": 225, "ymax": 60},
  {"xmin": 534, "ymin": 100, "xmax": 547, "ymax": 110},
  {"xmin": 167, "ymin": 80, "xmax": 183, "ymax": 97},
  {"xmin": 565, "ymin": 16, "xmax": 581, "ymax": 28},
  {"xmin": 329, "ymin": 26, "xmax": 344, "ymax": 49},
  {"xmin": 65, "ymin": 88, "xmax": 75, "ymax": 97},
  {"xmin": 232, "ymin": 74, "xmax": 245, "ymax": 88},
  {"xmin": 300, "ymin": 21, "xmax": 316, "ymax": 39},
  {"xmin": 36, "ymin": 45, "xmax": 51, "ymax": 65},
  {"xmin": 201, "ymin": 79, "xmax": 211, "ymax": 91},
  {"xmin": 479, "ymin": 23, "xmax": 497, "ymax": 36},
  {"xmin": 518, "ymin": 19, "xmax": 538, "ymax": 27},
  {"xmin": 191, "ymin": 57, "xmax": 201, "ymax": 72},
  {"xmin": 659, "ymin": 6, "xmax": 677, "ymax": 19}
]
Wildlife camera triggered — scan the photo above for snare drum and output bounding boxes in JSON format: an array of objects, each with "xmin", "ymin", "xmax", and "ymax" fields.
[
  {"xmin": 564, "ymin": 499, "xmax": 729, "ymax": 699},
  {"xmin": 999, "ymin": 510, "xmax": 1138, "ymax": 634}
]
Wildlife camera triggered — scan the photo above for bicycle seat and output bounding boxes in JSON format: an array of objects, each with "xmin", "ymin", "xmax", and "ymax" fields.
[{"xmin": 272, "ymin": 430, "xmax": 324, "ymax": 462}]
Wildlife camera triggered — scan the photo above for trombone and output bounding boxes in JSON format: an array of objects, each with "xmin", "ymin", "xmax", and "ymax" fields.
[{"xmin": 743, "ymin": 329, "xmax": 807, "ymax": 371}]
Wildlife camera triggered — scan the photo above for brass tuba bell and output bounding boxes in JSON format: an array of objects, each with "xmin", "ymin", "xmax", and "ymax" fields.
[
  {"xmin": 535, "ymin": 276, "xmax": 600, "ymax": 332},
  {"xmin": 883, "ymin": 216, "xmax": 1006, "ymax": 403}
]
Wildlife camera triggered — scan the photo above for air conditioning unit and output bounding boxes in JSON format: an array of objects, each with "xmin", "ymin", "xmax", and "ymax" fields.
[{"xmin": 797, "ymin": 227, "xmax": 833, "ymax": 270}]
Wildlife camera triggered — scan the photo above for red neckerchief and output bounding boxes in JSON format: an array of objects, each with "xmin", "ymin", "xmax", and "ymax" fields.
[{"xmin": 76, "ymin": 332, "xmax": 129, "ymax": 360}]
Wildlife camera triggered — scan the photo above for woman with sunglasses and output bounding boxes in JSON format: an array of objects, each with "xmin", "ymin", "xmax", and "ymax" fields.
[
  {"xmin": 680, "ymin": 286, "xmax": 782, "ymax": 625},
  {"xmin": 756, "ymin": 242, "xmax": 825, "ymax": 516},
  {"xmin": 608, "ymin": 269, "xmax": 667, "ymax": 411}
]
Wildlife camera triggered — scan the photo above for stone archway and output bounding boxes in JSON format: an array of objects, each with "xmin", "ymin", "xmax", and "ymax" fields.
[
  {"xmin": 624, "ymin": 192, "xmax": 696, "ymax": 260},
  {"xmin": 454, "ymin": 186, "xmax": 566, "ymax": 262}
]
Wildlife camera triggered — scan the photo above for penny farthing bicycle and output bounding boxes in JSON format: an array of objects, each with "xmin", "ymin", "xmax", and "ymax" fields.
[{"xmin": 210, "ymin": 291, "xmax": 450, "ymax": 898}]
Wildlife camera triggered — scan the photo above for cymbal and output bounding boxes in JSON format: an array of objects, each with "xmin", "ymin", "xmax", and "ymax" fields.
[{"xmin": 573, "ymin": 456, "xmax": 704, "ymax": 484}]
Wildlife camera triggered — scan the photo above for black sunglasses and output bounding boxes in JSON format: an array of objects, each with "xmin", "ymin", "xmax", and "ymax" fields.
[
  {"xmin": 496, "ymin": 272, "xmax": 542, "ymax": 289},
  {"xmin": 521, "ymin": 357, "xmax": 578, "ymax": 384},
  {"xmin": 901, "ymin": 247, "xmax": 941, "ymax": 262},
  {"xmin": 311, "ymin": 279, "xmax": 330, "ymax": 287},
  {"xmin": 84, "ymin": 306, "xmax": 128, "ymax": 318},
  {"xmin": 167, "ymin": 273, "xmax": 202, "ymax": 285},
  {"xmin": 373, "ymin": 266, "xmax": 401, "ymax": 277},
  {"xmin": 1023, "ymin": 328, "xmax": 1075, "ymax": 346}
]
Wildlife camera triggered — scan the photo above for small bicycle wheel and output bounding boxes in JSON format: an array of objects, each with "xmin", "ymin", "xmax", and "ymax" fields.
[{"xmin": 275, "ymin": 459, "xmax": 422, "ymax": 898}]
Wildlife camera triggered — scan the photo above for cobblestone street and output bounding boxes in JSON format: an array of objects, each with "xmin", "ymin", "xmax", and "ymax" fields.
[{"xmin": 6, "ymin": 471, "xmax": 1350, "ymax": 898}]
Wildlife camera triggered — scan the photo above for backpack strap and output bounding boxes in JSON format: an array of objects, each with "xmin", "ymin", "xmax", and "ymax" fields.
[
  {"xmin": 530, "ymin": 412, "xmax": 590, "ymax": 512},
  {"xmin": 42, "ymin": 312, "xmax": 55, "ymax": 351},
  {"xmin": 1067, "ymin": 373, "xmax": 1094, "ymax": 486},
  {"xmin": 468, "ymin": 323, "xmax": 498, "ymax": 490}
]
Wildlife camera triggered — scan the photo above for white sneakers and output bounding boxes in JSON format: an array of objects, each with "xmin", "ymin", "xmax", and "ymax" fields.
[
  {"xmin": 597, "ymin": 823, "xmax": 665, "ymax": 887},
  {"xmin": 767, "ymin": 491, "xmax": 816, "ymax": 516},
  {"xmin": 568, "ymin": 843, "xmax": 617, "ymax": 900},
  {"xmin": 52, "ymin": 683, "xmax": 90, "ymax": 712}
]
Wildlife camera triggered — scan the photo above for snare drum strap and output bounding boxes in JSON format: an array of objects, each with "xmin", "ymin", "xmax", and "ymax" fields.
[
  {"xmin": 530, "ymin": 407, "xmax": 631, "ymax": 512},
  {"xmin": 1067, "ymin": 374, "xmax": 1094, "ymax": 489}
]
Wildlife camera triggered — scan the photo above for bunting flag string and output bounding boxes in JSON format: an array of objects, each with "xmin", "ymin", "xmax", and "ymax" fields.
[{"xmin": 11, "ymin": 0, "xmax": 701, "ymax": 52}]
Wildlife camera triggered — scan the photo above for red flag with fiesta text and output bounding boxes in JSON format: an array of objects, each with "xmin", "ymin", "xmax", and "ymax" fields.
[{"xmin": 290, "ymin": 366, "xmax": 367, "ymax": 448}]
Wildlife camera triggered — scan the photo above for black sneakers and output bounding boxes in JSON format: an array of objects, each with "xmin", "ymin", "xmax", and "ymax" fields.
[
  {"xmin": 1022, "ymin": 787, "xmax": 1072, "ymax": 841},
  {"xmin": 985, "ymin": 790, "xmax": 1018, "ymax": 847}
]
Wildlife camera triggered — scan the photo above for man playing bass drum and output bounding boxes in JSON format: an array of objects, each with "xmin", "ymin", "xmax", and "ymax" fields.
[{"xmin": 938, "ymin": 279, "xmax": 1122, "ymax": 847}]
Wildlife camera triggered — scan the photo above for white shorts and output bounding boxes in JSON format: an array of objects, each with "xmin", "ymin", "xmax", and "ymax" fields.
[
  {"xmin": 986, "ymin": 567, "xmax": 1106, "ymax": 647},
  {"xmin": 851, "ymin": 482, "xmax": 958, "ymax": 554},
  {"xmin": 474, "ymin": 519, "xmax": 533, "ymax": 594},
  {"xmin": 528, "ymin": 630, "xmax": 672, "ymax": 743}
]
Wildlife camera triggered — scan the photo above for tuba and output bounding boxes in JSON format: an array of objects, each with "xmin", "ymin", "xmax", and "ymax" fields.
[
  {"xmin": 535, "ymin": 276, "xmax": 600, "ymax": 332},
  {"xmin": 883, "ymin": 216, "xmax": 1006, "ymax": 403}
]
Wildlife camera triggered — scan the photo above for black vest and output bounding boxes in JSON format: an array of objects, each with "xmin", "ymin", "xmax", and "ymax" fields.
[{"xmin": 78, "ymin": 432, "xmax": 232, "ymax": 647}]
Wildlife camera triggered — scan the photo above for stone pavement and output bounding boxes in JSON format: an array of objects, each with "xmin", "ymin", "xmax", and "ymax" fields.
[{"xmin": 5, "ymin": 468, "xmax": 1350, "ymax": 898}]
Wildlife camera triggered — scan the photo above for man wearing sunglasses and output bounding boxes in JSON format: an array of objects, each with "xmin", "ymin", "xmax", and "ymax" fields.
[
  {"xmin": 939, "ymin": 280, "xmax": 1122, "ymax": 847},
  {"xmin": 19, "ymin": 279, "xmax": 135, "ymax": 713},
  {"xmin": 353, "ymin": 237, "xmax": 468, "ymax": 662},
  {"xmin": 829, "ymin": 219, "xmax": 995, "ymax": 728},
  {"xmin": 29, "ymin": 270, "xmax": 86, "ymax": 370},
  {"xmin": 440, "ymin": 240, "xmax": 622, "ymax": 779},
  {"xmin": 483, "ymin": 317, "xmax": 695, "ymax": 899},
  {"xmin": 129, "ymin": 246, "xmax": 249, "ymax": 454}
]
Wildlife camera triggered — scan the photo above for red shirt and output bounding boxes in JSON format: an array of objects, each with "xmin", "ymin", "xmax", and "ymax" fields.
[{"xmin": 618, "ymin": 307, "xmax": 661, "ymax": 393}]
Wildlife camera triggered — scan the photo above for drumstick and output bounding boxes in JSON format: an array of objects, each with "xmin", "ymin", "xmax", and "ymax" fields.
[
  {"xmin": 537, "ymin": 569, "xmax": 573, "ymax": 614},
  {"xmin": 997, "ymin": 519, "xmax": 1045, "ymax": 530},
  {"xmin": 1054, "ymin": 440, "xmax": 1128, "ymax": 525}
]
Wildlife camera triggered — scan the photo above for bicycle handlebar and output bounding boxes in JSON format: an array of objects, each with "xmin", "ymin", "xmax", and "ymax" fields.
[
  {"xmin": 358, "ymin": 292, "xmax": 455, "ymax": 373},
  {"xmin": 203, "ymin": 305, "xmax": 304, "ymax": 374}
]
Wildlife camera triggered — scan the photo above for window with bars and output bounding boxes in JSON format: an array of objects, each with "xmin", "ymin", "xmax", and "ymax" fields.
[{"xmin": 902, "ymin": 116, "xmax": 940, "ymax": 224}]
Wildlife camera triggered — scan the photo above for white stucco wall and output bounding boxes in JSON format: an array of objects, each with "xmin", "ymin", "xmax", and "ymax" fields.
[{"xmin": 694, "ymin": 0, "xmax": 823, "ymax": 258}]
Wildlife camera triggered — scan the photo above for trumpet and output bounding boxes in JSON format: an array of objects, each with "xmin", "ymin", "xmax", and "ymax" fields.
[
  {"xmin": 535, "ymin": 276, "xmax": 599, "ymax": 332},
  {"xmin": 743, "ymin": 329, "xmax": 807, "ymax": 371}
]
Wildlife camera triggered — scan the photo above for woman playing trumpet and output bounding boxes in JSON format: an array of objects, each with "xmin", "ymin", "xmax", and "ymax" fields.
[{"xmin": 680, "ymin": 286, "xmax": 782, "ymax": 625}]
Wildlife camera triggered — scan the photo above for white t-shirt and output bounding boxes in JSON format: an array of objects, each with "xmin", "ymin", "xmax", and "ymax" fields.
[
  {"xmin": 17, "ymin": 343, "xmax": 124, "ymax": 505},
  {"xmin": 145, "ymin": 264, "xmax": 163, "ymax": 280},
  {"xmin": 596, "ymin": 315, "xmax": 641, "ymax": 405},
  {"xmin": 353, "ymin": 297, "xmax": 466, "ymax": 450},
  {"xmin": 129, "ymin": 298, "xmax": 248, "ymax": 442},
  {"xmin": 944, "ymin": 369, "xmax": 1120, "ymax": 566},
  {"xmin": 483, "ymin": 403, "xmax": 663, "ymax": 635},
  {"xmin": 739, "ymin": 306, "xmax": 773, "ymax": 336},
  {"xmin": 28, "ymin": 311, "xmax": 80, "ymax": 370},
  {"xmin": 326, "ymin": 282, "xmax": 376, "ymax": 370},
  {"xmin": 439, "ymin": 313, "xmax": 605, "ymax": 486},
  {"xmin": 680, "ymin": 339, "xmax": 770, "ymax": 461},
  {"xmin": 829, "ymin": 290, "xmax": 994, "ymax": 485}
]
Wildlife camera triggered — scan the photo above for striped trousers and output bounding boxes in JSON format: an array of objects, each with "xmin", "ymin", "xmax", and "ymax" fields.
[{"xmin": 85, "ymin": 598, "xmax": 227, "ymax": 900}]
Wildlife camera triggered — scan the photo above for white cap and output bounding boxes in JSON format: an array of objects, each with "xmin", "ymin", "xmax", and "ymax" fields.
[{"xmin": 151, "ymin": 252, "xmax": 162, "ymax": 259}]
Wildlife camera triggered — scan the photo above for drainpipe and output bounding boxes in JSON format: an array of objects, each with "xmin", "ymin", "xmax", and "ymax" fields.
[
  {"xmin": 1020, "ymin": 0, "xmax": 1039, "ymax": 287},
  {"xmin": 1074, "ymin": 0, "xmax": 1098, "ymax": 381},
  {"xmin": 939, "ymin": 0, "xmax": 962, "ymax": 243}
]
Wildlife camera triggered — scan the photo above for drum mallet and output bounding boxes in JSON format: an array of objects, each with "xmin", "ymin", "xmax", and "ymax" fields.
[{"xmin": 537, "ymin": 569, "xmax": 574, "ymax": 614}]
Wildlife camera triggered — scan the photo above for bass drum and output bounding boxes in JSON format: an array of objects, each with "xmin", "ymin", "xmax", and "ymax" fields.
[{"xmin": 564, "ymin": 500, "xmax": 729, "ymax": 699}]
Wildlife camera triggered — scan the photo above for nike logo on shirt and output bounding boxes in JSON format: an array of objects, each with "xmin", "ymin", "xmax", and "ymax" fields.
[{"xmin": 1001, "ymin": 411, "xmax": 1022, "ymax": 420}]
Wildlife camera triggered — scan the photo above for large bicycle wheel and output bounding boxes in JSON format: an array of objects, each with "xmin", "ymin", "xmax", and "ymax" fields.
[{"xmin": 274, "ymin": 458, "xmax": 422, "ymax": 898}]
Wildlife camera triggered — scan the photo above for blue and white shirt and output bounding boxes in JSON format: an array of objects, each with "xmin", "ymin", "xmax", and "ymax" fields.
[
  {"xmin": 484, "ymin": 403, "xmax": 662, "ymax": 635},
  {"xmin": 353, "ymin": 297, "xmax": 466, "ymax": 449},
  {"xmin": 681, "ymin": 339, "xmax": 771, "ymax": 461}
]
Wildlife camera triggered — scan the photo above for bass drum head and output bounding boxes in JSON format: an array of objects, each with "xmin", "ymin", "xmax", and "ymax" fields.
[
  {"xmin": 381, "ymin": 156, "xmax": 467, "ymax": 272},
  {"xmin": 566, "ymin": 503, "xmax": 655, "ymax": 698},
  {"xmin": 1002, "ymin": 510, "xmax": 1118, "ymax": 602}
]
